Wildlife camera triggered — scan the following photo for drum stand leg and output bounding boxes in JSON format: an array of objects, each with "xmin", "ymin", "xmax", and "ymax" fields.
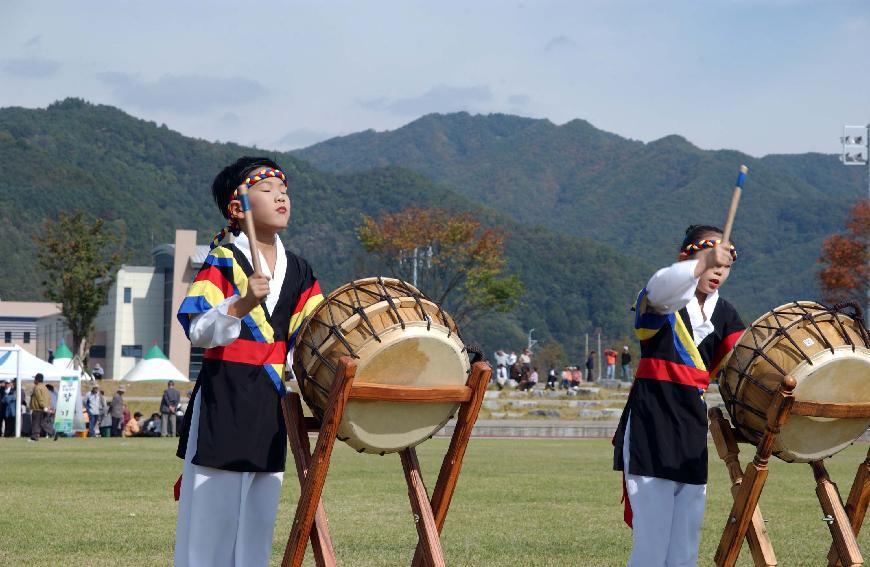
[
  {"xmin": 709, "ymin": 408, "xmax": 777, "ymax": 566},
  {"xmin": 282, "ymin": 357, "xmax": 356, "ymax": 567},
  {"xmin": 282, "ymin": 392, "xmax": 337, "ymax": 567},
  {"xmin": 409, "ymin": 361, "xmax": 492, "ymax": 567},
  {"xmin": 812, "ymin": 459, "xmax": 864, "ymax": 567},
  {"xmin": 715, "ymin": 376, "xmax": 796, "ymax": 567},
  {"xmin": 828, "ymin": 446, "xmax": 870, "ymax": 566}
]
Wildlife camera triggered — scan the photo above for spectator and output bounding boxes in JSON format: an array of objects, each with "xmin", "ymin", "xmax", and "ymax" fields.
[
  {"xmin": 123, "ymin": 411, "xmax": 143, "ymax": 437},
  {"xmin": 585, "ymin": 351, "xmax": 596, "ymax": 382},
  {"xmin": 92, "ymin": 363, "xmax": 104, "ymax": 381},
  {"xmin": 571, "ymin": 367, "xmax": 582, "ymax": 389},
  {"xmin": 520, "ymin": 367, "xmax": 539, "ymax": 391},
  {"xmin": 160, "ymin": 381, "xmax": 181, "ymax": 437},
  {"xmin": 110, "ymin": 387, "xmax": 125, "ymax": 437},
  {"xmin": 0, "ymin": 379, "xmax": 10, "ymax": 436},
  {"xmin": 493, "ymin": 350, "xmax": 508, "ymax": 368},
  {"xmin": 84, "ymin": 384, "xmax": 103, "ymax": 438},
  {"xmin": 508, "ymin": 361, "xmax": 522, "ymax": 388},
  {"xmin": 47, "ymin": 349, "xmax": 54, "ymax": 364},
  {"xmin": 507, "ymin": 351, "xmax": 518, "ymax": 366},
  {"xmin": 494, "ymin": 364, "xmax": 507, "ymax": 390},
  {"xmin": 519, "ymin": 349, "xmax": 532, "ymax": 374},
  {"xmin": 99, "ymin": 390, "xmax": 113, "ymax": 438},
  {"xmin": 2, "ymin": 380, "xmax": 16, "ymax": 437},
  {"xmin": 44, "ymin": 384, "xmax": 58, "ymax": 440},
  {"xmin": 604, "ymin": 348, "xmax": 618, "ymax": 380},
  {"xmin": 560, "ymin": 367, "xmax": 572, "ymax": 390},
  {"xmin": 546, "ymin": 367, "xmax": 558, "ymax": 391},
  {"xmin": 621, "ymin": 346, "xmax": 633, "ymax": 381},
  {"xmin": 144, "ymin": 413, "xmax": 162, "ymax": 435},
  {"xmin": 28, "ymin": 373, "xmax": 53, "ymax": 442}
]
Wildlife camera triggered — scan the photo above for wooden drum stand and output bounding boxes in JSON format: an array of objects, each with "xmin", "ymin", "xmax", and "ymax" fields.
[
  {"xmin": 710, "ymin": 376, "xmax": 870, "ymax": 566},
  {"xmin": 279, "ymin": 356, "xmax": 491, "ymax": 567}
]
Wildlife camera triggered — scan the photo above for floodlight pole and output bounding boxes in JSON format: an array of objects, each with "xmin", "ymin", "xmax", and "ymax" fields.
[{"xmin": 839, "ymin": 124, "xmax": 870, "ymax": 315}]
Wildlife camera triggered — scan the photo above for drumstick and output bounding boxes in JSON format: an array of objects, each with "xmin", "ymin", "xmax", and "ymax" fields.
[
  {"xmin": 722, "ymin": 165, "xmax": 748, "ymax": 245},
  {"xmin": 237, "ymin": 184, "xmax": 263, "ymax": 274}
]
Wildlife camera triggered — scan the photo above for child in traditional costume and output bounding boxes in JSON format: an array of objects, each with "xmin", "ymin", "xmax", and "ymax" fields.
[
  {"xmin": 614, "ymin": 225, "xmax": 745, "ymax": 566},
  {"xmin": 174, "ymin": 157, "xmax": 323, "ymax": 567}
]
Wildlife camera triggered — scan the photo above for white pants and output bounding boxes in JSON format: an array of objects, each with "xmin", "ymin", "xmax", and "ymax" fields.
[
  {"xmin": 175, "ymin": 394, "xmax": 284, "ymax": 567},
  {"xmin": 623, "ymin": 415, "xmax": 706, "ymax": 567}
]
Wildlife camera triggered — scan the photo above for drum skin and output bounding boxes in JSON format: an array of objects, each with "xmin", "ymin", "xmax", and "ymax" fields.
[
  {"xmin": 293, "ymin": 277, "xmax": 470, "ymax": 454},
  {"xmin": 720, "ymin": 301, "xmax": 870, "ymax": 463}
]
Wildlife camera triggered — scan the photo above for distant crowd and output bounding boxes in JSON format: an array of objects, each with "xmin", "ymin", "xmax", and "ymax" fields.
[
  {"xmin": 0, "ymin": 376, "xmax": 187, "ymax": 440},
  {"xmin": 491, "ymin": 345, "xmax": 633, "ymax": 391}
]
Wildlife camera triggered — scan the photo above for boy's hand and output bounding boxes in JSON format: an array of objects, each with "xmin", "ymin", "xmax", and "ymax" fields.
[
  {"xmin": 694, "ymin": 242, "xmax": 732, "ymax": 277},
  {"xmin": 229, "ymin": 273, "xmax": 270, "ymax": 317}
]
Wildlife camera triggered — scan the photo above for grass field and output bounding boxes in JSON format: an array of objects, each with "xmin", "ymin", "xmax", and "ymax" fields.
[{"xmin": 0, "ymin": 437, "xmax": 867, "ymax": 566}]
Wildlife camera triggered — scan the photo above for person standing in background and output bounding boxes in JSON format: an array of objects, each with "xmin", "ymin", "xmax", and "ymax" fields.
[
  {"xmin": 110, "ymin": 387, "xmax": 125, "ymax": 437},
  {"xmin": 621, "ymin": 345, "xmax": 633, "ymax": 380},
  {"xmin": 28, "ymin": 374, "xmax": 52, "ymax": 442},
  {"xmin": 161, "ymin": 381, "xmax": 181, "ymax": 437}
]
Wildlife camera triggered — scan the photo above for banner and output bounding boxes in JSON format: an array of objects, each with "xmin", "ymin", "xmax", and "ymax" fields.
[{"xmin": 55, "ymin": 375, "xmax": 80, "ymax": 436}]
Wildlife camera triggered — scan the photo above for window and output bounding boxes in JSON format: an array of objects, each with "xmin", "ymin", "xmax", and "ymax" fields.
[
  {"xmin": 121, "ymin": 345, "xmax": 142, "ymax": 358},
  {"xmin": 123, "ymin": 287, "xmax": 132, "ymax": 304},
  {"xmin": 89, "ymin": 345, "xmax": 106, "ymax": 358},
  {"xmin": 3, "ymin": 332, "xmax": 10, "ymax": 343},
  {"xmin": 23, "ymin": 332, "xmax": 30, "ymax": 344}
]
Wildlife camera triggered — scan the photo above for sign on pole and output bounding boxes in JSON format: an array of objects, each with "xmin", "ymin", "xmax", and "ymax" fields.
[{"xmin": 55, "ymin": 375, "xmax": 80, "ymax": 437}]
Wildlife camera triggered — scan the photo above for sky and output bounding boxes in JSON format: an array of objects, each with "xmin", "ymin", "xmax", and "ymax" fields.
[{"xmin": 1, "ymin": 0, "xmax": 868, "ymax": 156}]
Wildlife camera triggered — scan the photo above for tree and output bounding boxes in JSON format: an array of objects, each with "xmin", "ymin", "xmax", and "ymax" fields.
[
  {"xmin": 35, "ymin": 211, "xmax": 126, "ymax": 367},
  {"xmin": 357, "ymin": 207, "xmax": 523, "ymax": 325},
  {"xmin": 818, "ymin": 200, "xmax": 869, "ymax": 306}
]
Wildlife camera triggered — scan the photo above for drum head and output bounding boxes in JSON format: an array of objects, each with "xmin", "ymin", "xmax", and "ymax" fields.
[
  {"xmin": 338, "ymin": 322, "xmax": 468, "ymax": 454},
  {"xmin": 779, "ymin": 348, "xmax": 870, "ymax": 462}
]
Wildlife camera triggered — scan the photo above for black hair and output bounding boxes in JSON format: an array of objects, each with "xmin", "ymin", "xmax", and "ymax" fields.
[
  {"xmin": 134, "ymin": 411, "xmax": 142, "ymax": 418},
  {"xmin": 681, "ymin": 224, "xmax": 725, "ymax": 251},
  {"xmin": 34, "ymin": 373, "xmax": 44, "ymax": 382},
  {"xmin": 211, "ymin": 156, "xmax": 283, "ymax": 219}
]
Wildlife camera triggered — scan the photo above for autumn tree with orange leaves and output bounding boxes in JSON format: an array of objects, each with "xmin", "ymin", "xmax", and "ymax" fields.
[
  {"xmin": 357, "ymin": 207, "xmax": 523, "ymax": 324},
  {"xmin": 818, "ymin": 200, "xmax": 869, "ymax": 306}
]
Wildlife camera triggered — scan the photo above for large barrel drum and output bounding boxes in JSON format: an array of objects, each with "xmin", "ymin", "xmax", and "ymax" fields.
[{"xmin": 293, "ymin": 277, "xmax": 470, "ymax": 454}]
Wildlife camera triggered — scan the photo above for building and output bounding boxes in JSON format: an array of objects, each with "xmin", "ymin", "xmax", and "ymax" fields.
[
  {"xmin": 88, "ymin": 229, "xmax": 205, "ymax": 380},
  {"xmin": 2, "ymin": 230, "xmax": 208, "ymax": 380},
  {"xmin": 0, "ymin": 301, "xmax": 68, "ymax": 359}
]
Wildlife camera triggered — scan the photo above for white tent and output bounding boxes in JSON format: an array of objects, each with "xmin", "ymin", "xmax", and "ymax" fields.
[
  {"xmin": 0, "ymin": 345, "xmax": 79, "ymax": 437},
  {"xmin": 121, "ymin": 344, "xmax": 189, "ymax": 383},
  {"xmin": 0, "ymin": 345, "xmax": 78, "ymax": 381}
]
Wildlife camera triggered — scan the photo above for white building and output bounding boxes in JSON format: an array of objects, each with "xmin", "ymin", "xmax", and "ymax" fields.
[{"xmin": 3, "ymin": 230, "xmax": 206, "ymax": 380}]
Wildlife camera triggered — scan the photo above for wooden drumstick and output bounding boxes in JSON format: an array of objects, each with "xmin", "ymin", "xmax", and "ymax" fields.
[
  {"xmin": 237, "ymin": 184, "xmax": 263, "ymax": 274},
  {"xmin": 722, "ymin": 165, "xmax": 748, "ymax": 245}
]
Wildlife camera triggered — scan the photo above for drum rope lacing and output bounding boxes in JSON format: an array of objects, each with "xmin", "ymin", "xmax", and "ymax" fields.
[
  {"xmin": 295, "ymin": 278, "xmax": 459, "ymax": 405},
  {"xmin": 720, "ymin": 302, "xmax": 870, "ymax": 443}
]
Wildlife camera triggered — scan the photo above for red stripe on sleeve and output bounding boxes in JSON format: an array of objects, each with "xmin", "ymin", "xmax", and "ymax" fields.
[
  {"xmin": 193, "ymin": 265, "xmax": 235, "ymax": 298},
  {"xmin": 709, "ymin": 329, "xmax": 745, "ymax": 377},
  {"xmin": 292, "ymin": 280, "xmax": 322, "ymax": 315}
]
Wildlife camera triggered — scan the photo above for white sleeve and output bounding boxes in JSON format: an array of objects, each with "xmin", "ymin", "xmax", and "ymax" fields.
[
  {"xmin": 644, "ymin": 259, "xmax": 700, "ymax": 314},
  {"xmin": 188, "ymin": 296, "xmax": 243, "ymax": 348}
]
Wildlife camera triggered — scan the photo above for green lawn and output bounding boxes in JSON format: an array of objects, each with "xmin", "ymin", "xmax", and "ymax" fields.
[{"xmin": 0, "ymin": 437, "xmax": 867, "ymax": 566}]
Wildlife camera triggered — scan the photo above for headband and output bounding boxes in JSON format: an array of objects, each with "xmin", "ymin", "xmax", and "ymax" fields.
[
  {"xmin": 209, "ymin": 168, "xmax": 288, "ymax": 250},
  {"xmin": 681, "ymin": 238, "xmax": 737, "ymax": 261}
]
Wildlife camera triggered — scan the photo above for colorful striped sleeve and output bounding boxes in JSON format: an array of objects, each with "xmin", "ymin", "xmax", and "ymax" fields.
[
  {"xmin": 288, "ymin": 259, "xmax": 324, "ymax": 345},
  {"xmin": 176, "ymin": 248, "xmax": 239, "ymax": 338},
  {"xmin": 709, "ymin": 304, "xmax": 746, "ymax": 380},
  {"xmin": 634, "ymin": 288, "xmax": 674, "ymax": 341}
]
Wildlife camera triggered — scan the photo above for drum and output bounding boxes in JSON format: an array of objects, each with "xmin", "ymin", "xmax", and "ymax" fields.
[
  {"xmin": 720, "ymin": 301, "xmax": 870, "ymax": 463},
  {"xmin": 293, "ymin": 277, "xmax": 470, "ymax": 454}
]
